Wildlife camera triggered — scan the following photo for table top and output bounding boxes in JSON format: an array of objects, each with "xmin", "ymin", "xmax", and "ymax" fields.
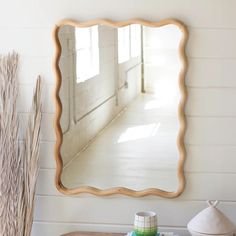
[{"xmin": 61, "ymin": 232, "xmax": 125, "ymax": 236}]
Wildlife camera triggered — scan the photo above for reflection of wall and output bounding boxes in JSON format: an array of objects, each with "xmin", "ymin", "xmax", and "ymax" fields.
[
  {"xmin": 143, "ymin": 25, "xmax": 181, "ymax": 116},
  {"xmin": 143, "ymin": 25, "xmax": 181, "ymax": 94},
  {"xmin": 58, "ymin": 25, "xmax": 75, "ymax": 133},
  {"xmin": 61, "ymin": 25, "xmax": 141, "ymax": 166},
  {"xmin": 118, "ymin": 57, "xmax": 142, "ymax": 109},
  {"xmin": 74, "ymin": 26, "xmax": 117, "ymax": 121}
]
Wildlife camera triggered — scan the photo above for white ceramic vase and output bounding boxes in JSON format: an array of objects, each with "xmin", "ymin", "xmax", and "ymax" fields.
[{"xmin": 188, "ymin": 200, "xmax": 235, "ymax": 236}]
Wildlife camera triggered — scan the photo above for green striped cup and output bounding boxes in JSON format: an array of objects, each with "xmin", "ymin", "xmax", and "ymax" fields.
[{"xmin": 134, "ymin": 211, "xmax": 158, "ymax": 236}]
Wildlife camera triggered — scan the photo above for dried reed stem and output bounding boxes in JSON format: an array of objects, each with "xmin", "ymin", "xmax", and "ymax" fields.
[{"xmin": 20, "ymin": 76, "xmax": 42, "ymax": 236}]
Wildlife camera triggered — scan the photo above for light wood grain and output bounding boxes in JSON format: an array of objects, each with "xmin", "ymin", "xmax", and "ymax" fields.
[
  {"xmin": 32, "ymin": 222, "xmax": 189, "ymax": 236},
  {"xmin": 53, "ymin": 18, "xmax": 188, "ymax": 198}
]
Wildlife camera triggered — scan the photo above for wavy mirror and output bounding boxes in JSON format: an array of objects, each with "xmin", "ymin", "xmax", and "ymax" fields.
[{"xmin": 54, "ymin": 19, "xmax": 188, "ymax": 197}]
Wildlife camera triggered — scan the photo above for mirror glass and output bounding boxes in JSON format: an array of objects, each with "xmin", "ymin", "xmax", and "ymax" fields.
[{"xmin": 58, "ymin": 23, "xmax": 182, "ymax": 192}]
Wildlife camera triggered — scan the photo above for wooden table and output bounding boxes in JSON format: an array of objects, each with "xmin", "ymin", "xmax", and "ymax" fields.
[{"xmin": 61, "ymin": 232, "xmax": 125, "ymax": 236}]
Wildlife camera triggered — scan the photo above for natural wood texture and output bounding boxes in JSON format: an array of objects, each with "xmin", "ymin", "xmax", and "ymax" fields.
[
  {"xmin": 53, "ymin": 18, "xmax": 188, "ymax": 198},
  {"xmin": 61, "ymin": 232, "xmax": 124, "ymax": 236}
]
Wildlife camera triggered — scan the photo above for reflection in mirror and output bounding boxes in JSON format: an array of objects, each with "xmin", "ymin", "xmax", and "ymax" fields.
[{"xmin": 56, "ymin": 21, "xmax": 186, "ymax": 195}]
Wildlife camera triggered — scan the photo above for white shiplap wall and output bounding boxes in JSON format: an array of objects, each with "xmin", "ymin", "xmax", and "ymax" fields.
[{"xmin": 1, "ymin": 0, "xmax": 236, "ymax": 235}]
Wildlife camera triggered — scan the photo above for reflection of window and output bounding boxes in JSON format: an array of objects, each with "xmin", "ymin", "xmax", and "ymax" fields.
[
  {"xmin": 118, "ymin": 26, "xmax": 130, "ymax": 63},
  {"xmin": 75, "ymin": 26, "xmax": 99, "ymax": 83},
  {"xmin": 118, "ymin": 24, "xmax": 141, "ymax": 63},
  {"xmin": 131, "ymin": 24, "xmax": 141, "ymax": 57}
]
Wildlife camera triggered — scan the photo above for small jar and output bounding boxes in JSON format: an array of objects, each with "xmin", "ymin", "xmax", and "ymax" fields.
[
  {"xmin": 188, "ymin": 200, "xmax": 235, "ymax": 236},
  {"xmin": 134, "ymin": 211, "xmax": 157, "ymax": 236}
]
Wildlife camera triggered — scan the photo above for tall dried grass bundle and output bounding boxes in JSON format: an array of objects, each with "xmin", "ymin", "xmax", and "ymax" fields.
[
  {"xmin": 0, "ymin": 52, "xmax": 20, "ymax": 236},
  {"xmin": 0, "ymin": 52, "xmax": 42, "ymax": 236}
]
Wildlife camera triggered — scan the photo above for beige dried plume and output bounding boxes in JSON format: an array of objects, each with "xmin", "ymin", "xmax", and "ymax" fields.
[{"xmin": 0, "ymin": 52, "xmax": 42, "ymax": 236}]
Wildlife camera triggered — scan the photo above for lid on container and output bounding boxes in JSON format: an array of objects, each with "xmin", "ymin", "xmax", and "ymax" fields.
[{"xmin": 187, "ymin": 200, "xmax": 235, "ymax": 235}]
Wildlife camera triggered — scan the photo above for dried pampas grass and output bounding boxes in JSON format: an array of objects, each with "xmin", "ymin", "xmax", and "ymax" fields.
[
  {"xmin": 19, "ymin": 76, "xmax": 42, "ymax": 236},
  {"xmin": 0, "ymin": 52, "xmax": 20, "ymax": 236},
  {"xmin": 0, "ymin": 52, "xmax": 42, "ymax": 236}
]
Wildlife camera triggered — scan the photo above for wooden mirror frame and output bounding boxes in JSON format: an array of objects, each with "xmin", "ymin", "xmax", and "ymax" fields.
[{"xmin": 53, "ymin": 18, "xmax": 188, "ymax": 198}]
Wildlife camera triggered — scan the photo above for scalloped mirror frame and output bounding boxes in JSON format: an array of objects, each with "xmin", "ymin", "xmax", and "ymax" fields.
[{"xmin": 53, "ymin": 18, "xmax": 188, "ymax": 198}]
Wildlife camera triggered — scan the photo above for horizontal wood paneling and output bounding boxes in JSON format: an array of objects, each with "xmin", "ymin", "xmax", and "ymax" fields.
[
  {"xmin": 186, "ymin": 88, "xmax": 236, "ymax": 116},
  {"xmin": 39, "ymin": 143, "xmax": 236, "ymax": 173},
  {"xmin": 18, "ymin": 82, "xmax": 236, "ymax": 119},
  {"xmin": 0, "ymin": 28, "xmax": 53, "ymax": 57},
  {"xmin": 34, "ymin": 196, "xmax": 236, "ymax": 226},
  {"xmin": 18, "ymin": 84, "xmax": 236, "ymax": 119},
  {"xmin": 19, "ymin": 113, "xmax": 55, "ymax": 141},
  {"xmin": 185, "ymin": 145, "xmax": 236, "ymax": 173},
  {"xmin": 18, "ymin": 84, "xmax": 55, "ymax": 113},
  {"xmin": 39, "ymin": 141, "xmax": 56, "ymax": 169},
  {"xmin": 24, "ymin": 115, "xmax": 236, "ymax": 145},
  {"xmin": 187, "ymin": 28, "xmax": 236, "ymax": 58},
  {"xmin": 36, "ymin": 169, "xmax": 60, "ymax": 196},
  {"xmin": 1, "ymin": 0, "xmax": 236, "ymax": 28},
  {"xmin": 40, "ymin": 114, "xmax": 55, "ymax": 141},
  {"xmin": 2, "ymin": 22, "xmax": 236, "ymax": 59},
  {"xmin": 18, "ymin": 56, "xmax": 55, "ymax": 85},
  {"xmin": 186, "ymin": 58, "xmax": 236, "ymax": 88},
  {"xmin": 185, "ymin": 117, "xmax": 236, "ymax": 145},
  {"xmin": 36, "ymin": 169, "xmax": 236, "ymax": 201}
]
